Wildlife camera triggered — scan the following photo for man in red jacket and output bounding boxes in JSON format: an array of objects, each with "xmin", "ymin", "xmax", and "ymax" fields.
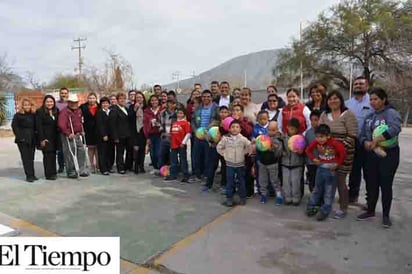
[
  {"xmin": 58, "ymin": 94, "xmax": 88, "ymax": 179},
  {"xmin": 305, "ymin": 124, "xmax": 346, "ymax": 221}
]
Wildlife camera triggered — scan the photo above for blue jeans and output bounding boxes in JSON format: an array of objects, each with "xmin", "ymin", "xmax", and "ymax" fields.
[
  {"xmin": 170, "ymin": 147, "xmax": 189, "ymax": 178},
  {"xmin": 193, "ymin": 138, "xmax": 209, "ymax": 178},
  {"xmin": 149, "ymin": 135, "xmax": 161, "ymax": 169},
  {"xmin": 158, "ymin": 138, "xmax": 171, "ymax": 168},
  {"xmin": 226, "ymin": 166, "xmax": 246, "ymax": 200},
  {"xmin": 205, "ymin": 146, "xmax": 218, "ymax": 188},
  {"xmin": 307, "ymin": 167, "xmax": 337, "ymax": 215}
]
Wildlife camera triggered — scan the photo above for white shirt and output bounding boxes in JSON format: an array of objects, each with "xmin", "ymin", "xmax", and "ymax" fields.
[
  {"xmin": 118, "ymin": 105, "xmax": 128, "ymax": 116},
  {"xmin": 219, "ymin": 96, "xmax": 230, "ymax": 107}
]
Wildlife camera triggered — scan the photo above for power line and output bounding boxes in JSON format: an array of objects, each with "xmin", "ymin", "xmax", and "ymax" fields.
[{"xmin": 71, "ymin": 37, "xmax": 87, "ymax": 78}]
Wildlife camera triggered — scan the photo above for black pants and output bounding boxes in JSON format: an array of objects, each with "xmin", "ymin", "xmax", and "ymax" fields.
[
  {"xmin": 348, "ymin": 141, "xmax": 367, "ymax": 201},
  {"xmin": 125, "ymin": 139, "xmax": 134, "ymax": 171},
  {"xmin": 17, "ymin": 143, "xmax": 35, "ymax": 178},
  {"xmin": 97, "ymin": 141, "xmax": 114, "ymax": 173},
  {"xmin": 115, "ymin": 138, "xmax": 129, "ymax": 172},
  {"xmin": 365, "ymin": 147, "xmax": 399, "ymax": 217},
  {"xmin": 43, "ymin": 151, "xmax": 57, "ymax": 178},
  {"xmin": 306, "ymin": 164, "xmax": 318, "ymax": 192},
  {"xmin": 219, "ymin": 155, "xmax": 227, "ymax": 187},
  {"xmin": 134, "ymin": 131, "xmax": 146, "ymax": 173}
]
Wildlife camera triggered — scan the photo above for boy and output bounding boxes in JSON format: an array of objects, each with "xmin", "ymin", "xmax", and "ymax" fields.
[
  {"xmin": 258, "ymin": 121, "xmax": 284, "ymax": 205},
  {"xmin": 281, "ymin": 118, "xmax": 305, "ymax": 205},
  {"xmin": 305, "ymin": 124, "xmax": 346, "ymax": 221},
  {"xmin": 165, "ymin": 108, "xmax": 191, "ymax": 182},
  {"xmin": 252, "ymin": 111, "xmax": 269, "ymax": 139},
  {"xmin": 217, "ymin": 120, "xmax": 251, "ymax": 207},
  {"xmin": 305, "ymin": 110, "xmax": 322, "ymax": 192}
]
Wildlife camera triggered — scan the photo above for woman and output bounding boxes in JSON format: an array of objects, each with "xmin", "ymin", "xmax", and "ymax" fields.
[
  {"xmin": 357, "ymin": 88, "xmax": 401, "ymax": 228},
  {"xmin": 186, "ymin": 89, "xmax": 201, "ymax": 122},
  {"xmin": 159, "ymin": 91, "xmax": 168, "ymax": 110},
  {"xmin": 130, "ymin": 91, "xmax": 147, "ymax": 174},
  {"xmin": 240, "ymin": 87, "xmax": 260, "ymax": 124},
  {"xmin": 263, "ymin": 93, "xmax": 281, "ymax": 121},
  {"xmin": 143, "ymin": 95, "xmax": 162, "ymax": 173},
  {"xmin": 96, "ymin": 97, "xmax": 113, "ymax": 175},
  {"xmin": 109, "ymin": 92, "xmax": 131, "ymax": 174},
  {"xmin": 232, "ymin": 88, "xmax": 241, "ymax": 99},
  {"xmin": 36, "ymin": 95, "xmax": 59, "ymax": 180},
  {"xmin": 306, "ymin": 83, "xmax": 327, "ymax": 112},
  {"xmin": 12, "ymin": 98, "xmax": 37, "ymax": 182},
  {"xmin": 319, "ymin": 91, "xmax": 358, "ymax": 218},
  {"xmin": 278, "ymin": 88, "xmax": 311, "ymax": 135},
  {"xmin": 80, "ymin": 92, "xmax": 99, "ymax": 172}
]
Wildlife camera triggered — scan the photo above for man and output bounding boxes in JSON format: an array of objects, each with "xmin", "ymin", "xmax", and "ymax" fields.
[
  {"xmin": 346, "ymin": 76, "xmax": 372, "ymax": 203},
  {"xmin": 261, "ymin": 85, "xmax": 286, "ymax": 110},
  {"xmin": 55, "ymin": 87, "xmax": 69, "ymax": 173},
  {"xmin": 58, "ymin": 94, "xmax": 88, "ymax": 179},
  {"xmin": 194, "ymin": 83, "xmax": 202, "ymax": 92},
  {"xmin": 153, "ymin": 84, "xmax": 162, "ymax": 96},
  {"xmin": 213, "ymin": 81, "xmax": 234, "ymax": 107},
  {"xmin": 158, "ymin": 98, "xmax": 177, "ymax": 170},
  {"xmin": 109, "ymin": 94, "xmax": 117, "ymax": 106},
  {"xmin": 190, "ymin": 90, "xmax": 219, "ymax": 186},
  {"xmin": 167, "ymin": 90, "xmax": 184, "ymax": 109},
  {"xmin": 126, "ymin": 90, "xmax": 136, "ymax": 108},
  {"xmin": 210, "ymin": 81, "xmax": 220, "ymax": 100}
]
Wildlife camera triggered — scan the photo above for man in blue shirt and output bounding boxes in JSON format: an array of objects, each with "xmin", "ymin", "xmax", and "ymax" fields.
[{"xmin": 345, "ymin": 76, "xmax": 372, "ymax": 203}]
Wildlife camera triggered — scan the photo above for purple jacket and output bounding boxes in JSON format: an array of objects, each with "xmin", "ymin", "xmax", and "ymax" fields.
[{"xmin": 58, "ymin": 107, "xmax": 83, "ymax": 136}]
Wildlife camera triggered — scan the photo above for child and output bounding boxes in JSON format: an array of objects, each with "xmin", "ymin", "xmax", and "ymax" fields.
[
  {"xmin": 165, "ymin": 108, "xmax": 191, "ymax": 182},
  {"xmin": 217, "ymin": 106, "xmax": 231, "ymax": 191},
  {"xmin": 305, "ymin": 124, "xmax": 346, "ymax": 221},
  {"xmin": 305, "ymin": 110, "xmax": 322, "ymax": 192},
  {"xmin": 217, "ymin": 120, "xmax": 251, "ymax": 207},
  {"xmin": 258, "ymin": 121, "xmax": 284, "ymax": 205},
  {"xmin": 281, "ymin": 118, "xmax": 305, "ymax": 205},
  {"xmin": 252, "ymin": 111, "xmax": 269, "ymax": 139}
]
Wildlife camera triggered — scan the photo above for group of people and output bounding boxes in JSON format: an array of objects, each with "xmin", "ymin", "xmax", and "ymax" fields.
[{"xmin": 11, "ymin": 77, "xmax": 401, "ymax": 228}]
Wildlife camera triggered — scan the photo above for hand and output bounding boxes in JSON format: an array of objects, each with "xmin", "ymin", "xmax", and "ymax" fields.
[
  {"xmin": 103, "ymin": 136, "xmax": 108, "ymax": 141},
  {"xmin": 146, "ymin": 139, "xmax": 151, "ymax": 146},
  {"xmin": 313, "ymin": 158, "xmax": 321, "ymax": 164},
  {"xmin": 364, "ymin": 141, "xmax": 373, "ymax": 150},
  {"xmin": 134, "ymin": 103, "xmax": 140, "ymax": 110},
  {"xmin": 145, "ymin": 143, "xmax": 150, "ymax": 154},
  {"xmin": 68, "ymin": 134, "xmax": 75, "ymax": 139},
  {"xmin": 272, "ymin": 143, "xmax": 278, "ymax": 148}
]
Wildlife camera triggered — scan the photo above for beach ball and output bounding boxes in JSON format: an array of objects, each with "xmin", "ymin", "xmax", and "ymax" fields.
[
  {"xmin": 207, "ymin": 126, "xmax": 221, "ymax": 143},
  {"xmin": 255, "ymin": 135, "xmax": 272, "ymax": 152},
  {"xmin": 372, "ymin": 124, "xmax": 397, "ymax": 147},
  {"xmin": 195, "ymin": 127, "xmax": 207, "ymax": 140},
  {"xmin": 223, "ymin": 117, "xmax": 234, "ymax": 132},
  {"xmin": 288, "ymin": 135, "xmax": 306, "ymax": 152},
  {"xmin": 160, "ymin": 165, "xmax": 170, "ymax": 177}
]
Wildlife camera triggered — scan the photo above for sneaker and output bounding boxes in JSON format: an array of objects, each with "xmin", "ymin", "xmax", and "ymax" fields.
[
  {"xmin": 200, "ymin": 185, "xmax": 210, "ymax": 193},
  {"xmin": 238, "ymin": 199, "xmax": 246, "ymax": 206},
  {"xmin": 334, "ymin": 210, "xmax": 346, "ymax": 219},
  {"xmin": 306, "ymin": 208, "xmax": 318, "ymax": 217},
  {"xmin": 80, "ymin": 172, "xmax": 89, "ymax": 177},
  {"xmin": 164, "ymin": 176, "xmax": 177, "ymax": 182},
  {"xmin": 382, "ymin": 216, "xmax": 392, "ymax": 228},
  {"xmin": 260, "ymin": 195, "xmax": 267, "ymax": 204},
  {"xmin": 357, "ymin": 211, "xmax": 375, "ymax": 221},
  {"xmin": 222, "ymin": 200, "xmax": 234, "ymax": 207},
  {"xmin": 181, "ymin": 177, "xmax": 189, "ymax": 183},
  {"xmin": 119, "ymin": 170, "xmax": 126, "ymax": 174},
  {"xmin": 109, "ymin": 169, "xmax": 115, "ymax": 173},
  {"xmin": 149, "ymin": 169, "xmax": 159, "ymax": 175},
  {"xmin": 275, "ymin": 196, "xmax": 284, "ymax": 205},
  {"xmin": 316, "ymin": 211, "xmax": 328, "ymax": 221},
  {"xmin": 102, "ymin": 171, "xmax": 110, "ymax": 176}
]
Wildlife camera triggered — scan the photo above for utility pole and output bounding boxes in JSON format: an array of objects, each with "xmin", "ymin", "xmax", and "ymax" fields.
[
  {"xmin": 71, "ymin": 37, "xmax": 87, "ymax": 79},
  {"xmin": 172, "ymin": 71, "xmax": 181, "ymax": 90}
]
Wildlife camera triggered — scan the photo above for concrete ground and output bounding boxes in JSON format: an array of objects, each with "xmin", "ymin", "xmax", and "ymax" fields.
[{"xmin": 0, "ymin": 129, "xmax": 412, "ymax": 274}]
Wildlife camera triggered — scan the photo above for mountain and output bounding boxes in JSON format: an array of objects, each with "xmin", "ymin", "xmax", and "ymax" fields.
[{"xmin": 164, "ymin": 49, "xmax": 283, "ymax": 92}]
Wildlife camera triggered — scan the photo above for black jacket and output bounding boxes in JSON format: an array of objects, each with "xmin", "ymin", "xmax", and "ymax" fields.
[
  {"xmin": 35, "ymin": 108, "xmax": 60, "ymax": 151},
  {"xmin": 95, "ymin": 108, "xmax": 111, "ymax": 142},
  {"xmin": 213, "ymin": 95, "xmax": 234, "ymax": 106},
  {"xmin": 109, "ymin": 105, "xmax": 131, "ymax": 140},
  {"xmin": 12, "ymin": 113, "xmax": 36, "ymax": 145},
  {"xmin": 80, "ymin": 103, "xmax": 99, "ymax": 145}
]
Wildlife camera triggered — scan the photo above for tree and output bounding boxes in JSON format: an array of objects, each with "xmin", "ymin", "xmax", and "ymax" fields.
[
  {"xmin": 0, "ymin": 54, "xmax": 23, "ymax": 91},
  {"xmin": 47, "ymin": 74, "xmax": 86, "ymax": 89},
  {"xmin": 274, "ymin": 0, "xmax": 412, "ymax": 89}
]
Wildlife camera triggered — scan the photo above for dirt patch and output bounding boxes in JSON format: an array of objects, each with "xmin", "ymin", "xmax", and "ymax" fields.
[{"xmin": 0, "ymin": 129, "xmax": 14, "ymax": 138}]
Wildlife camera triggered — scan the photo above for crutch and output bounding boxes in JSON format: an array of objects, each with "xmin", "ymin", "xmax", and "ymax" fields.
[{"xmin": 67, "ymin": 116, "xmax": 80, "ymax": 175}]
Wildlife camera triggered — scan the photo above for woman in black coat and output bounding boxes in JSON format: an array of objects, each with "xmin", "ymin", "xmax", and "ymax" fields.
[
  {"xmin": 36, "ymin": 95, "xmax": 60, "ymax": 180},
  {"xmin": 12, "ymin": 98, "xmax": 37, "ymax": 182},
  {"xmin": 96, "ymin": 97, "xmax": 114, "ymax": 175},
  {"xmin": 80, "ymin": 92, "xmax": 99, "ymax": 172}
]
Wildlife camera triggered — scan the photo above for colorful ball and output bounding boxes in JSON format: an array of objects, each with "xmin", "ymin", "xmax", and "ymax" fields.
[
  {"xmin": 255, "ymin": 135, "xmax": 272, "ymax": 152},
  {"xmin": 372, "ymin": 124, "xmax": 397, "ymax": 147},
  {"xmin": 223, "ymin": 117, "xmax": 234, "ymax": 132},
  {"xmin": 288, "ymin": 135, "xmax": 306, "ymax": 152},
  {"xmin": 160, "ymin": 165, "xmax": 170, "ymax": 177},
  {"xmin": 207, "ymin": 126, "xmax": 221, "ymax": 143},
  {"xmin": 195, "ymin": 127, "xmax": 207, "ymax": 140}
]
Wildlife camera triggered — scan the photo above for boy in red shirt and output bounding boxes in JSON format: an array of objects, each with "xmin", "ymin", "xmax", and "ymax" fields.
[
  {"xmin": 165, "ymin": 107, "xmax": 191, "ymax": 182},
  {"xmin": 305, "ymin": 124, "xmax": 346, "ymax": 221}
]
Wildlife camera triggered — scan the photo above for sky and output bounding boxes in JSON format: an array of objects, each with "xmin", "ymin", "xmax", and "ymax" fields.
[{"xmin": 0, "ymin": 0, "xmax": 340, "ymax": 88}]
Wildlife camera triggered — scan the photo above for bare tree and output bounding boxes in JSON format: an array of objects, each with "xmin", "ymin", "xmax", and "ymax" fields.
[{"xmin": 0, "ymin": 54, "xmax": 23, "ymax": 91}]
